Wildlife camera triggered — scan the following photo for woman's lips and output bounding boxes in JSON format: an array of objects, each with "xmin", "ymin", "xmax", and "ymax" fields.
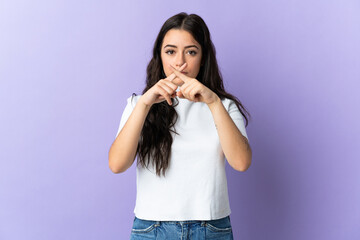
[{"xmin": 181, "ymin": 72, "xmax": 188, "ymax": 74}]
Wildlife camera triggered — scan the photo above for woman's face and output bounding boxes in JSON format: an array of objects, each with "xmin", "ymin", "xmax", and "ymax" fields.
[{"xmin": 160, "ymin": 29, "xmax": 202, "ymax": 81}]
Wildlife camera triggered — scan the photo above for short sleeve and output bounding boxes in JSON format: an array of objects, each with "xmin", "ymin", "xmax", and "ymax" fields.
[
  {"xmin": 114, "ymin": 94, "xmax": 137, "ymax": 139},
  {"xmin": 226, "ymin": 99, "xmax": 249, "ymax": 141}
]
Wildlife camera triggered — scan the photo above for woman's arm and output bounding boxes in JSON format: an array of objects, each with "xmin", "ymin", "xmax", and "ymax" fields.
[
  {"xmin": 207, "ymin": 97, "xmax": 252, "ymax": 172},
  {"xmin": 108, "ymin": 98, "xmax": 151, "ymax": 174},
  {"xmin": 108, "ymin": 69, "xmax": 182, "ymax": 174},
  {"xmin": 168, "ymin": 65, "xmax": 252, "ymax": 172}
]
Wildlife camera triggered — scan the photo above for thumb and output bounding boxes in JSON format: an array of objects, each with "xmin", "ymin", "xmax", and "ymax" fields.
[{"xmin": 176, "ymin": 91, "xmax": 185, "ymax": 98}]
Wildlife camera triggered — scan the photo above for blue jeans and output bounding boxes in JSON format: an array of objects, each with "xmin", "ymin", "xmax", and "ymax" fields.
[{"xmin": 130, "ymin": 215, "xmax": 233, "ymax": 239}]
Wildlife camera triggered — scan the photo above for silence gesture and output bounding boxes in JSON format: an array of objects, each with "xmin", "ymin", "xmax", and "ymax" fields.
[
  {"xmin": 168, "ymin": 64, "xmax": 219, "ymax": 105},
  {"xmin": 140, "ymin": 62, "xmax": 219, "ymax": 107},
  {"xmin": 140, "ymin": 63, "xmax": 187, "ymax": 106}
]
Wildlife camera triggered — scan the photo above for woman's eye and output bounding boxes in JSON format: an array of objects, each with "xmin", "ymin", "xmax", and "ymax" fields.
[
  {"xmin": 165, "ymin": 50, "xmax": 197, "ymax": 55},
  {"xmin": 188, "ymin": 50, "xmax": 197, "ymax": 56}
]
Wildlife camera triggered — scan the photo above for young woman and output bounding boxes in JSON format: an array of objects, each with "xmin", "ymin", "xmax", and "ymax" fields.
[{"xmin": 109, "ymin": 12, "xmax": 252, "ymax": 240}]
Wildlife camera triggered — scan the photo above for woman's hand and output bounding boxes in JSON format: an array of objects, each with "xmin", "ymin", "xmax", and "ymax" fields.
[
  {"xmin": 169, "ymin": 64, "xmax": 219, "ymax": 105},
  {"xmin": 140, "ymin": 63, "xmax": 187, "ymax": 107}
]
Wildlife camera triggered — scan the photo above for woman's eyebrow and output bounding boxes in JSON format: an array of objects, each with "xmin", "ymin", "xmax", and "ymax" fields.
[{"xmin": 163, "ymin": 44, "xmax": 199, "ymax": 49}]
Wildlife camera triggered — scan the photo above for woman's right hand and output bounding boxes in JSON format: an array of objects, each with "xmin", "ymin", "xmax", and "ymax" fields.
[{"xmin": 140, "ymin": 63, "xmax": 187, "ymax": 107}]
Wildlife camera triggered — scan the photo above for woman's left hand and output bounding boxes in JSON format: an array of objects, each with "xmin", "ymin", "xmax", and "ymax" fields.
[{"xmin": 169, "ymin": 64, "xmax": 219, "ymax": 105}]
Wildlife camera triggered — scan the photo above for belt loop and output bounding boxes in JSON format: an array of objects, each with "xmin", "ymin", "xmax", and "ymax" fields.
[
  {"xmin": 201, "ymin": 220, "xmax": 206, "ymax": 227},
  {"xmin": 156, "ymin": 221, "xmax": 160, "ymax": 227}
]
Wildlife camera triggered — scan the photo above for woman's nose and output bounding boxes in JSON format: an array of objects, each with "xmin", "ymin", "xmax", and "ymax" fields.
[{"xmin": 175, "ymin": 52, "xmax": 185, "ymax": 67}]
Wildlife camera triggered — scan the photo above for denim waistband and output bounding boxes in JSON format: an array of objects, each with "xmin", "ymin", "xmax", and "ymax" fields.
[{"xmin": 135, "ymin": 215, "xmax": 229, "ymax": 227}]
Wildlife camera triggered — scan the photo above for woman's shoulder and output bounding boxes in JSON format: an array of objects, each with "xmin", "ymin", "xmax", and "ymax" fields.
[
  {"xmin": 126, "ymin": 93, "xmax": 143, "ymax": 107},
  {"xmin": 220, "ymin": 97, "xmax": 235, "ymax": 109},
  {"xmin": 220, "ymin": 97, "xmax": 232, "ymax": 103}
]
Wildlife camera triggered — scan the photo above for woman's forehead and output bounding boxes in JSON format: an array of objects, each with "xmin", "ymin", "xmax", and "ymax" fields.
[{"xmin": 162, "ymin": 29, "xmax": 200, "ymax": 48}]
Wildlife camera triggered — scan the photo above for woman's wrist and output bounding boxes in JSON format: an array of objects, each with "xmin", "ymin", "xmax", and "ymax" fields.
[
  {"xmin": 138, "ymin": 96, "xmax": 153, "ymax": 111},
  {"xmin": 206, "ymin": 95, "xmax": 221, "ymax": 109}
]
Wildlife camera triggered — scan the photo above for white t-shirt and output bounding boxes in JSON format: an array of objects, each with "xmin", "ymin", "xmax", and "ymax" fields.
[{"xmin": 115, "ymin": 94, "xmax": 249, "ymax": 221}]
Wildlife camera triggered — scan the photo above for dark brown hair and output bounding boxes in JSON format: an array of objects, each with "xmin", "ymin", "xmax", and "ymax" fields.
[{"xmin": 135, "ymin": 12, "xmax": 251, "ymax": 177}]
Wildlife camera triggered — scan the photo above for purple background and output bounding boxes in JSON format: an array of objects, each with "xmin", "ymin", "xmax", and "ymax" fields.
[{"xmin": 1, "ymin": 0, "xmax": 359, "ymax": 239}]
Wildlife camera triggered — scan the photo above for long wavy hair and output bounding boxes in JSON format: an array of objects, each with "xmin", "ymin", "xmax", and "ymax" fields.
[{"xmin": 135, "ymin": 12, "xmax": 251, "ymax": 177}]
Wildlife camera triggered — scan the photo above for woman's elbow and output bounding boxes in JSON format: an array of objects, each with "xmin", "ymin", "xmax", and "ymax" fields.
[
  {"xmin": 234, "ymin": 152, "xmax": 252, "ymax": 172},
  {"xmin": 108, "ymin": 154, "xmax": 135, "ymax": 174},
  {"xmin": 232, "ymin": 161, "xmax": 250, "ymax": 172},
  {"xmin": 237, "ymin": 160, "xmax": 251, "ymax": 172},
  {"xmin": 108, "ymin": 158, "xmax": 126, "ymax": 174},
  {"xmin": 109, "ymin": 162, "xmax": 121, "ymax": 174}
]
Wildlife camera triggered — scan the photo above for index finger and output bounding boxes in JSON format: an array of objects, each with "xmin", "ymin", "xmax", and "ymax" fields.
[
  {"xmin": 165, "ymin": 63, "xmax": 187, "ymax": 82},
  {"xmin": 169, "ymin": 64, "xmax": 190, "ymax": 83},
  {"xmin": 165, "ymin": 73, "xmax": 177, "ymax": 82}
]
